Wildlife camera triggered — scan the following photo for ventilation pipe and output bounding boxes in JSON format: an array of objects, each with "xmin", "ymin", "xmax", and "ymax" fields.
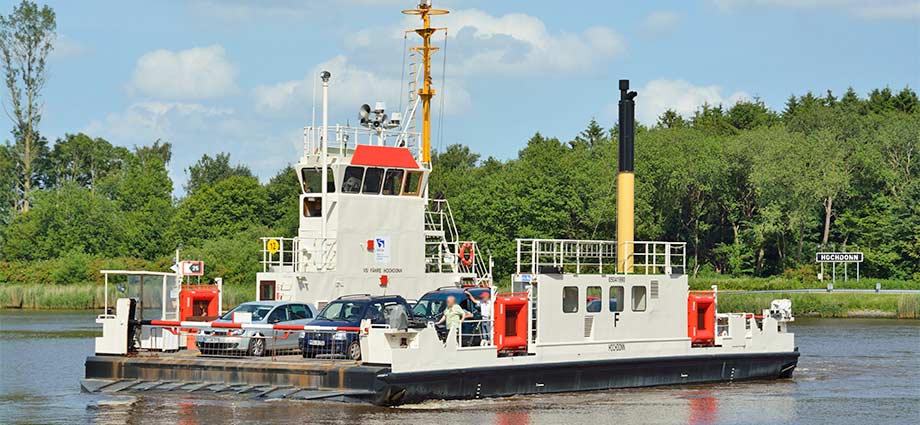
[{"xmin": 617, "ymin": 79, "xmax": 637, "ymax": 273}]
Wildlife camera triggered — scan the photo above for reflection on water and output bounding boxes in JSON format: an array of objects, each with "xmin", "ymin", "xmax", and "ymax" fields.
[{"xmin": 1, "ymin": 311, "xmax": 918, "ymax": 425}]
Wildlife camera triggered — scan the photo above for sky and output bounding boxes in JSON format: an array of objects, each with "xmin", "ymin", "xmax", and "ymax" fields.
[{"xmin": 18, "ymin": 0, "xmax": 920, "ymax": 193}]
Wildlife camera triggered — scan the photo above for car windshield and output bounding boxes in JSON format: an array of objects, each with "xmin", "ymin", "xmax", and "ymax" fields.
[
  {"xmin": 412, "ymin": 297, "xmax": 447, "ymax": 318},
  {"xmin": 316, "ymin": 301, "xmax": 365, "ymax": 322},
  {"xmin": 220, "ymin": 304, "xmax": 273, "ymax": 321}
]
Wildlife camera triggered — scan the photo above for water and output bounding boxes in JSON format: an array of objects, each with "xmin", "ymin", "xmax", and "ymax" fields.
[{"xmin": 1, "ymin": 311, "xmax": 918, "ymax": 425}]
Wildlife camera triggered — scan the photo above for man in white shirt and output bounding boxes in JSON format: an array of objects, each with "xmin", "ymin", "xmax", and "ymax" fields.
[{"xmin": 466, "ymin": 289, "xmax": 493, "ymax": 345}]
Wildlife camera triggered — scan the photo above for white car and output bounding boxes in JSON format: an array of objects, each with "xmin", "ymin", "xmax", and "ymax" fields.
[{"xmin": 195, "ymin": 301, "xmax": 317, "ymax": 356}]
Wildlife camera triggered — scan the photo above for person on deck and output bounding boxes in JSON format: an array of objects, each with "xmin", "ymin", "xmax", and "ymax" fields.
[
  {"xmin": 436, "ymin": 296, "xmax": 471, "ymax": 341},
  {"xmin": 466, "ymin": 289, "xmax": 493, "ymax": 345}
]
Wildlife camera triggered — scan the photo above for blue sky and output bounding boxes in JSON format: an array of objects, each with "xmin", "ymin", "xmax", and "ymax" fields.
[{"xmin": 25, "ymin": 0, "xmax": 920, "ymax": 192}]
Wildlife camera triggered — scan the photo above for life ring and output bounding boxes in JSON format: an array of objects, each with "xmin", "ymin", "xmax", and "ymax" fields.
[{"xmin": 459, "ymin": 243, "xmax": 475, "ymax": 266}]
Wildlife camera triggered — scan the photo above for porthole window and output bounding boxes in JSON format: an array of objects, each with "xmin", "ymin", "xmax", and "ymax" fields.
[
  {"xmin": 563, "ymin": 286, "xmax": 579, "ymax": 313},
  {"xmin": 609, "ymin": 286, "xmax": 624, "ymax": 312},
  {"xmin": 586, "ymin": 286, "xmax": 602, "ymax": 313},
  {"xmin": 632, "ymin": 286, "xmax": 647, "ymax": 312}
]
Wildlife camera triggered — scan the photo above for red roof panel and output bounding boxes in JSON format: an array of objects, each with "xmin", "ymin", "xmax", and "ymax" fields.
[{"xmin": 350, "ymin": 145, "xmax": 420, "ymax": 169}]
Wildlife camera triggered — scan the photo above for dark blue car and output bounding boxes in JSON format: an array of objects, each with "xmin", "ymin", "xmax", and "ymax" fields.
[
  {"xmin": 299, "ymin": 294, "xmax": 413, "ymax": 360},
  {"xmin": 412, "ymin": 287, "xmax": 491, "ymax": 345}
]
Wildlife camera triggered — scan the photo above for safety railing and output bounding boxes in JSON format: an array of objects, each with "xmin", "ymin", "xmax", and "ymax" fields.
[
  {"xmin": 515, "ymin": 239, "xmax": 687, "ymax": 276},
  {"xmin": 424, "ymin": 199, "xmax": 493, "ymax": 285},
  {"xmin": 138, "ymin": 321, "xmax": 361, "ymax": 362},
  {"xmin": 260, "ymin": 237, "xmax": 337, "ymax": 272},
  {"xmin": 456, "ymin": 318, "xmax": 494, "ymax": 348},
  {"xmin": 303, "ymin": 125, "xmax": 422, "ymax": 162}
]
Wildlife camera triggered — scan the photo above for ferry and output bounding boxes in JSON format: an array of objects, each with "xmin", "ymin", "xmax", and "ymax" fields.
[{"xmin": 82, "ymin": 1, "xmax": 798, "ymax": 406}]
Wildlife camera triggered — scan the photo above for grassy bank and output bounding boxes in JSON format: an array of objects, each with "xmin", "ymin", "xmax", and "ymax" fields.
[
  {"xmin": 717, "ymin": 292, "xmax": 920, "ymax": 319},
  {"xmin": 3, "ymin": 279, "xmax": 919, "ymax": 319},
  {"xmin": 689, "ymin": 275, "xmax": 919, "ymax": 291},
  {"xmin": 0, "ymin": 283, "xmax": 256, "ymax": 312}
]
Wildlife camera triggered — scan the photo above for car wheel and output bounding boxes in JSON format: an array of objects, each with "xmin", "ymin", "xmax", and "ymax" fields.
[
  {"xmin": 248, "ymin": 336, "xmax": 266, "ymax": 357},
  {"xmin": 348, "ymin": 340, "xmax": 361, "ymax": 361}
]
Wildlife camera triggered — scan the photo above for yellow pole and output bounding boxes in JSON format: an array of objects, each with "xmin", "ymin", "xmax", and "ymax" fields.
[
  {"xmin": 404, "ymin": 3, "xmax": 447, "ymax": 166},
  {"xmin": 616, "ymin": 172, "xmax": 634, "ymax": 273}
]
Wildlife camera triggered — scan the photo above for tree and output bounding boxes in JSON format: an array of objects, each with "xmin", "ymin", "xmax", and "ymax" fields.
[
  {"xmin": 112, "ymin": 144, "xmax": 175, "ymax": 259},
  {"xmin": 656, "ymin": 109, "xmax": 686, "ymax": 129},
  {"xmin": 184, "ymin": 152, "xmax": 253, "ymax": 195},
  {"xmin": 47, "ymin": 133, "xmax": 126, "ymax": 193},
  {"xmin": 572, "ymin": 118, "xmax": 607, "ymax": 148},
  {"xmin": 1, "ymin": 183, "xmax": 127, "ymax": 260},
  {"xmin": 0, "ymin": 0, "xmax": 55, "ymax": 212},
  {"xmin": 263, "ymin": 165, "xmax": 300, "ymax": 236},
  {"xmin": 169, "ymin": 175, "xmax": 267, "ymax": 246}
]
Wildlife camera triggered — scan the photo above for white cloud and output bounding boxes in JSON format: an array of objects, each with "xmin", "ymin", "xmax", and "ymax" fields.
[
  {"xmin": 187, "ymin": 0, "xmax": 416, "ymax": 23},
  {"xmin": 641, "ymin": 11, "xmax": 682, "ymax": 37},
  {"xmin": 84, "ymin": 101, "xmax": 234, "ymax": 144},
  {"xmin": 628, "ymin": 79, "xmax": 749, "ymax": 124},
  {"xmin": 428, "ymin": 9, "xmax": 626, "ymax": 77},
  {"xmin": 710, "ymin": 0, "xmax": 920, "ymax": 20},
  {"xmin": 254, "ymin": 55, "xmax": 471, "ymax": 118},
  {"xmin": 130, "ymin": 45, "xmax": 238, "ymax": 100},
  {"xmin": 50, "ymin": 34, "xmax": 92, "ymax": 61}
]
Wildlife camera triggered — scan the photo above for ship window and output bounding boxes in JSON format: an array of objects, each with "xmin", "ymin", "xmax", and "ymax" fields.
[
  {"xmin": 562, "ymin": 286, "xmax": 579, "ymax": 313},
  {"xmin": 586, "ymin": 286, "xmax": 602, "ymax": 313},
  {"xmin": 342, "ymin": 166, "xmax": 364, "ymax": 193},
  {"xmin": 363, "ymin": 167, "xmax": 384, "ymax": 194},
  {"xmin": 303, "ymin": 196, "xmax": 322, "ymax": 217},
  {"xmin": 301, "ymin": 167, "xmax": 335, "ymax": 194},
  {"xmin": 402, "ymin": 171, "xmax": 423, "ymax": 196},
  {"xmin": 632, "ymin": 286, "xmax": 647, "ymax": 312},
  {"xmin": 382, "ymin": 169, "xmax": 404, "ymax": 196},
  {"xmin": 609, "ymin": 286, "xmax": 624, "ymax": 312}
]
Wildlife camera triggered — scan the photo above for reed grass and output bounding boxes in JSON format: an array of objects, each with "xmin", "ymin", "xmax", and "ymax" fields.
[{"xmin": 0, "ymin": 283, "xmax": 256, "ymax": 311}]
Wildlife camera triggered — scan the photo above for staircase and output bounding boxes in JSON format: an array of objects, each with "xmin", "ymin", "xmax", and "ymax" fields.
[{"xmin": 424, "ymin": 199, "xmax": 492, "ymax": 284}]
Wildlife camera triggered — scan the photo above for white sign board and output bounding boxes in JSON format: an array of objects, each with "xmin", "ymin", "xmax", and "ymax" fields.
[
  {"xmin": 180, "ymin": 261, "xmax": 204, "ymax": 276},
  {"xmin": 374, "ymin": 237, "xmax": 391, "ymax": 264},
  {"xmin": 816, "ymin": 252, "xmax": 863, "ymax": 263}
]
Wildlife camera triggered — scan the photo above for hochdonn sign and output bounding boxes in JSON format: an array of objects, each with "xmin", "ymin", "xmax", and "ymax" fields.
[{"xmin": 815, "ymin": 252, "xmax": 864, "ymax": 263}]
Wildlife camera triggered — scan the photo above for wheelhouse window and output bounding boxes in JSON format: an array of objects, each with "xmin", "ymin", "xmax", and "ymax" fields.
[
  {"xmin": 402, "ymin": 171, "xmax": 423, "ymax": 196},
  {"xmin": 303, "ymin": 196, "xmax": 322, "ymax": 217},
  {"xmin": 362, "ymin": 167, "xmax": 384, "ymax": 194},
  {"xmin": 632, "ymin": 286, "xmax": 647, "ymax": 312},
  {"xmin": 586, "ymin": 286, "xmax": 602, "ymax": 313},
  {"xmin": 301, "ymin": 167, "xmax": 335, "ymax": 194},
  {"xmin": 342, "ymin": 166, "xmax": 364, "ymax": 193},
  {"xmin": 609, "ymin": 286, "xmax": 624, "ymax": 312},
  {"xmin": 562, "ymin": 286, "xmax": 579, "ymax": 313},
  {"xmin": 382, "ymin": 169, "xmax": 404, "ymax": 196}
]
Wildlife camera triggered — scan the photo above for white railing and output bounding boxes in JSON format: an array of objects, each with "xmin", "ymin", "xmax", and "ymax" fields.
[
  {"xmin": 456, "ymin": 319, "xmax": 494, "ymax": 349},
  {"xmin": 515, "ymin": 239, "xmax": 686, "ymax": 276},
  {"xmin": 303, "ymin": 125, "xmax": 422, "ymax": 162},
  {"xmin": 260, "ymin": 237, "xmax": 337, "ymax": 272},
  {"xmin": 424, "ymin": 199, "xmax": 492, "ymax": 284}
]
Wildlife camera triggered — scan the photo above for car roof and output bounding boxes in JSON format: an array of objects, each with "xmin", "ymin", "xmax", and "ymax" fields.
[
  {"xmin": 237, "ymin": 301, "xmax": 306, "ymax": 307},
  {"xmin": 421, "ymin": 287, "xmax": 490, "ymax": 297},
  {"xmin": 331, "ymin": 294, "xmax": 406, "ymax": 303}
]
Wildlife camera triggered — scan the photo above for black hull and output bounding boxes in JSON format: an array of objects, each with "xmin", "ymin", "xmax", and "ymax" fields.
[{"xmin": 374, "ymin": 351, "xmax": 800, "ymax": 406}]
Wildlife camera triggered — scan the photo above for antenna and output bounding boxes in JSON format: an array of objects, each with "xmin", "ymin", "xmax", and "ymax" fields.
[{"xmin": 403, "ymin": 1, "xmax": 448, "ymax": 165}]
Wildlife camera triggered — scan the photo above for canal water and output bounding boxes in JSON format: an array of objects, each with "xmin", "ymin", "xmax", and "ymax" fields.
[{"xmin": 1, "ymin": 311, "xmax": 918, "ymax": 425}]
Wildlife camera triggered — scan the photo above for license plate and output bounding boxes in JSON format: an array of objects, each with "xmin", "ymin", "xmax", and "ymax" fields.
[
  {"xmin": 308, "ymin": 340, "xmax": 325, "ymax": 346},
  {"xmin": 204, "ymin": 337, "xmax": 216, "ymax": 343}
]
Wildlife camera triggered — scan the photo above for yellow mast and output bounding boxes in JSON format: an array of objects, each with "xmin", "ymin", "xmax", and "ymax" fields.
[{"xmin": 403, "ymin": 2, "xmax": 448, "ymax": 165}]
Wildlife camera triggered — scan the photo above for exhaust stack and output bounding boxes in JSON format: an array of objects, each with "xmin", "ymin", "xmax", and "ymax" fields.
[{"xmin": 617, "ymin": 79, "xmax": 637, "ymax": 273}]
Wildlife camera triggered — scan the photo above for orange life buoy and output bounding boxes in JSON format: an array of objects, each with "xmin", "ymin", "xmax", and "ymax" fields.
[{"xmin": 459, "ymin": 242, "xmax": 475, "ymax": 266}]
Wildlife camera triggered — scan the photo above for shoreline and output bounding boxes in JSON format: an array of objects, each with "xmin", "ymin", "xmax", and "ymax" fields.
[{"xmin": 1, "ymin": 282, "xmax": 917, "ymax": 319}]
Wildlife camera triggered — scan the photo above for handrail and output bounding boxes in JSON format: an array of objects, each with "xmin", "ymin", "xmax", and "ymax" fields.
[{"xmin": 515, "ymin": 238, "xmax": 686, "ymax": 276}]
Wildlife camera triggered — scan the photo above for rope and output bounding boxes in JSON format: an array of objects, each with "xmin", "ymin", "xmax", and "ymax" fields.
[{"xmin": 436, "ymin": 31, "xmax": 448, "ymax": 159}]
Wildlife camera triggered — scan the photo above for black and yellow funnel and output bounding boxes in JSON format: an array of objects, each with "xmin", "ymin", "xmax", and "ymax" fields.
[{"xmin": 617, "ymin": 80, "xmax": 637, "ymax": 273}]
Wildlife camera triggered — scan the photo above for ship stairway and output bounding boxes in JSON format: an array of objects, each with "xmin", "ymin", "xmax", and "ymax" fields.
[{"xmin": 424, "ymin": 199, "xmax": 492, "ymax": 285}]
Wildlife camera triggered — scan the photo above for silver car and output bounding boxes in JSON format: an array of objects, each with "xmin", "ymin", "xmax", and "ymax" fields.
[{"xmin": 195, "ymin": 301, "xmax": 317, "ymax": 356}]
